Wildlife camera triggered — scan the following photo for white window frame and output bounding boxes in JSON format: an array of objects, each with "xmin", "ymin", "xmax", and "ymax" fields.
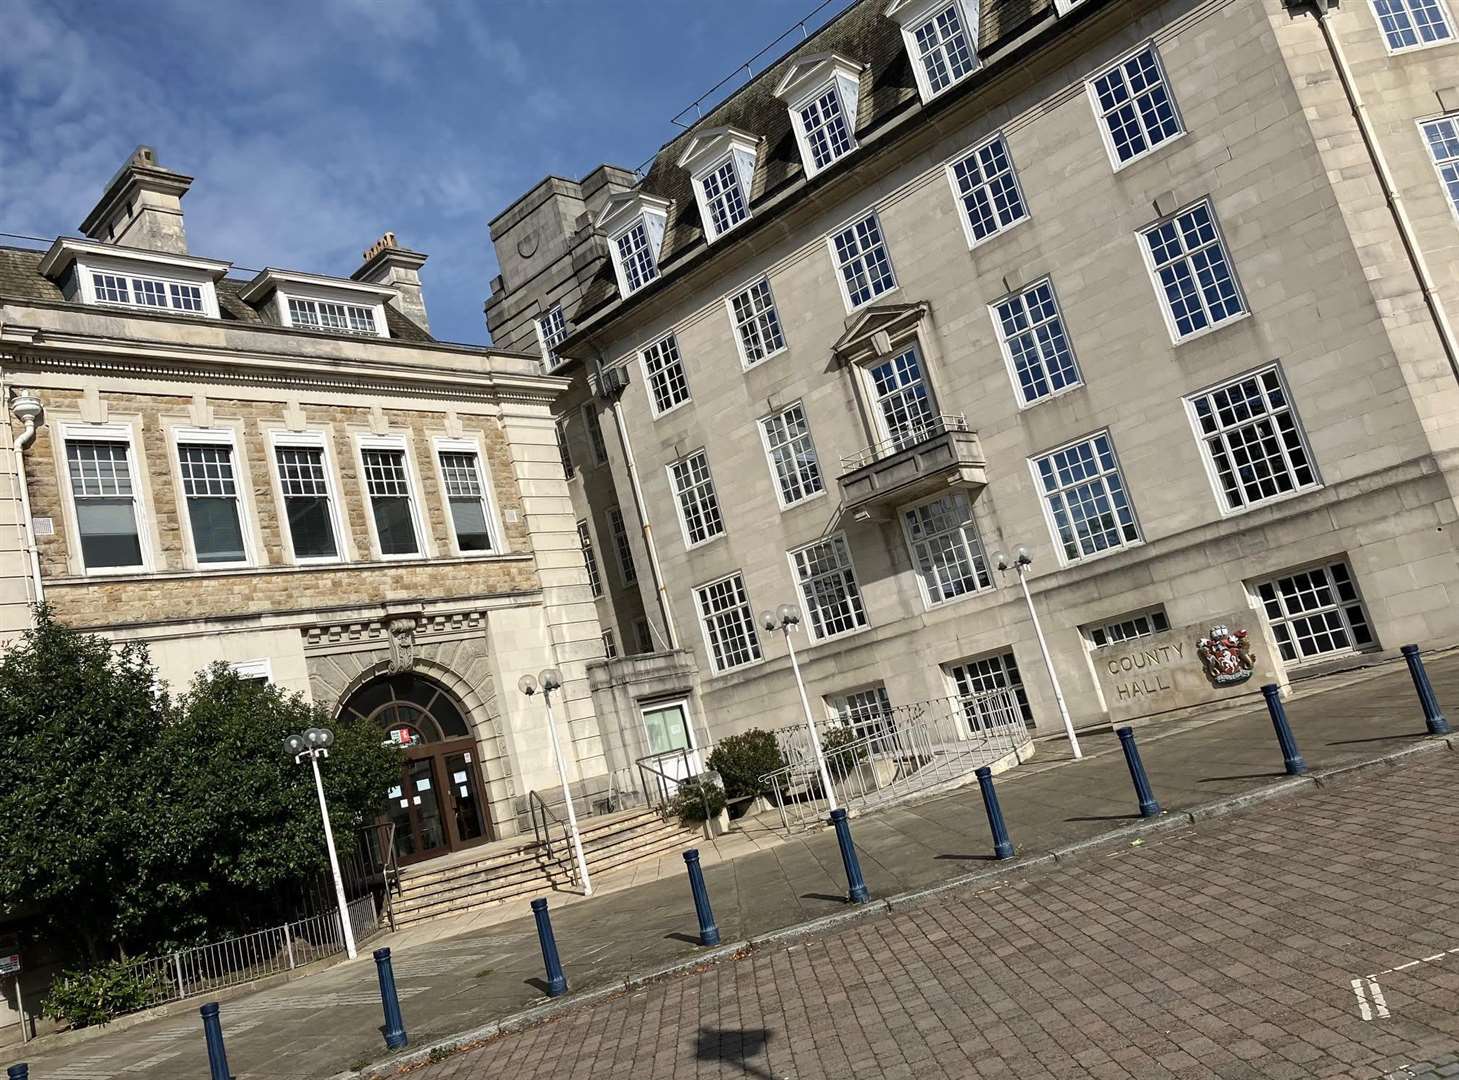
[
  {"xmin": 582, "ymin": 403, "xmax": 610, "ymax": 466},
  {"xmin": 787, "ymin": 533, "xmax": 869, "ymax": 643},
  {"xmin": 827, "ymin": 684, "xmax": 896, "ymax": 740},
  {"xmin": 535, "ymin": 303, "xmax": 570, "ymax": 369},
  {"xmin": 607, "ymin": 506, "xmax": 638, "ymax": 586},
  {"xmin": 1054, "ymin": 0, "xmax": 1089, "ymax": 13},
  {"xmin": 827, "ymin": 210, "xmax": 899, "ymax": 313},
  {"xmin": 169, "ymin": 425, "xmax": 256, "ymax": 570},
  {"xmin": 230, "ymin": 658, "xmax": 273, "ymax": 684},
  {"xmin": 1085, "ymin": 42, "xmax": 1186, "ymax": 172},
  {"xmin": 80, "ymin": 262, "xmax": 218, "ymax": 318},
  {"xmin": 1081, "ymin": 607, "xmax": 1171, "ymax": 650},
  {"xmin": 667, "ymin": 449, "xmax": 725, "ymax": 549},
  {"xmin": 889, "ymin": 0, "xmax": 981, "ymax": 104},
  {"xmin": 693, "ymin": 153, "xmax": 752, "ymax": 242},
  {"xmin": 1137, "ymin": 198, "xmax": 1248, "ymax": 344},
  {"xmin": 611, "ymin": 217, "xmax": 661, "ymax": 296},
  {"xmin": 602, "ymin": 628, "xmax": 618, "ymax": 659},
  {"xmin": 1183, "ymin": 364, "xmax": 1320, "ymax": 517},
  {"xmin": 57, "ymin": 420, "xmax": 153, "ymax": 576},
  {"xmin": 990, "ymin": 277, "xmax": 1083, "ymax": 408},
  {"xmin": 944, "ymin": 131, "xmax": 1029, "ymax": 250},
  {"xmin": 758, "ymin": 401, "xmax": 826, "ymax": 510},
  {"xmin": 432, "ymin": 436, "xmax": 507, "ymax": 558},
  {"xmin": 1029, "ymin": 430, "xmax": 1143, "ymax": 566},
  {"xmin": 899, "ymin": 490, "xmax": 993, "ymax": 609},
  {"xmin": 856, "ymin": 340, "xmax": 939, "ymax": 452},
  {"xmin": 275, "ymin": 283, "xmax": 389, "ymax": 339},
  {"xmin": 724, "ymin": 276, "xmax": 788, "ymax": 368},
  {"xmin": 945, "ymin": 651, "xmax": 1034, "ymax": 726},
  {"xmin": 269, "ymin": 429, "xmax": 347, "ymax": 567},
  {"xmin": 555, "ymin": 417, "xmax": 575, "ymax": 479},
  {"xmin": 693, "ymin": 572, "xmax": 764, "ymax": 674},
  {"xmin": 1370, "ymin": 0, "xmax": 1455, "ymax": 53},
  {"xmin": 790, "ymin": 79, "xmax": 859, "ymax": 178},
  {"xmin": 355, "ymin": 433, "xmax": 430, "ymax": 561},
  {"xmin": 1418, "ymin": 113, "xmax": 1459, "ymax": 225},
  {"xmin": 577, "ymin": 519, "xmax": 603, "ymax": 598},
  {"xmin": 638, "ymin": 333, "xmax": 693, "ymax": 418},
  {"xmin": 1253, "ymin": 559, "xmax": 1377, "ymax": 665}
]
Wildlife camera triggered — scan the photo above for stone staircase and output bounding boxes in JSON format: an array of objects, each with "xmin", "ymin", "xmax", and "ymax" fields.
[{"xmin": 387, "ymin": 807, "xmax": 698, "ymax": 928}]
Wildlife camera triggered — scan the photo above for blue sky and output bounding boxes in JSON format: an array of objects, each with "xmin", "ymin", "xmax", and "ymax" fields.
[{"xmin": 0, "ymin": 0, "xmax": 852, "ymax": 346}]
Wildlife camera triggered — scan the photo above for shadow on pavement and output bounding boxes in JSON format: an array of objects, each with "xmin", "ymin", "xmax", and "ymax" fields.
[
  {"xmin": 1199, "ymin": 772, "xmax": 1285, "ymax": 782},
  {"xmin": 663, "ymin": 931, "xmax": 701, "ymax": 945},
  {"xmin": 933, "ymin": 852, "xmax": 999, "ymax": 861},
  {"xmin": 799, "ymin": 892, "xmax": 849, "ymax": 903},
  {"xmin": 695, "ymin": 1026, "xmax": 774, "ymax": 1079}
]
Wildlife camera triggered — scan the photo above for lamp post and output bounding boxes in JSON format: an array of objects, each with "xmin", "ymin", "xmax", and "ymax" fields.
[
  {"xmin": 761, "ymin": 604, "xmax": 837, "ymax": 812},
  {"xmin": 991, "ymin": 546, "xmax": 1082, "ymax": 761},
  {"xmin": 284, "ymin": 726, "xmax": 357, "ymax": 960},
  {"xmin": 519, "ymin": 670, "xmax": 593, "ymax": 896}
]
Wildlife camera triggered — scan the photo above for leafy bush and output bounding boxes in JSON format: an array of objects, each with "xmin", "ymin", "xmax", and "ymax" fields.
[
  {"xmin": 668, "ymin": 777, "xmax": 727, "ymax": 824},
  {"xmin": 819, "ymin": 723, "xmax": 869, "ymax": 783},
  {"xmin": 42, "ymin": 962, "xmax": 169, "ymax": 1028},
  {"xmin": 706, "ymin": 729, "xmax": 786, "ymax": 802}
]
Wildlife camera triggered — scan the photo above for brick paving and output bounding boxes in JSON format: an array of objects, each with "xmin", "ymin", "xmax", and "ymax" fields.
[{"xmin": 420, "ymin": 755, "xmax": 1459, "ymax": 1080}]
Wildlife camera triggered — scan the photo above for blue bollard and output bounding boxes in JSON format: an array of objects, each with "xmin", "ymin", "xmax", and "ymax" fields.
[
  {"xmin": 530, "ymin": 897, "xmax": 567, "ymax": 996},
  {"xmin": 976, "ymin": 766, "xmax": 1015, "ymax": 860},
  {"xmin": 683, "ymin": 849, "xmax": 721, "ymax": 946},
  {"xmin": 1261, "ymin": 683, "xmax": 1308, "ymax": 775},
  {"xmin": 200, "ymin": 1002, "xmax": 231, "ymax": 1080},
  {"xmin": 373, "ymin": 947, "xmax": 409, "ymax": 1050},
  {"xmin": 1402, "ymin": 644, "xmax": 1451, "ymax": 735},
  {"xmin": 829, "ymin": 808, "xmax": 870, "ymax": 903},
  {"xmin": 1116, "ymin": 727, "xmax": 1161, "ymax": 818},
  {"xmin": 8, "ymin": 1063, "xmax": 29, "ymax": 1080}
]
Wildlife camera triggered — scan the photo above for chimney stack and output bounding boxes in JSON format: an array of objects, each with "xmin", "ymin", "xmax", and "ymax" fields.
[
  {"xmin": 79, "ymin": 146, "xmax": 193, "ymax": 255},
  {"xmin": 352, "ymin": 232, "xmax": 430, "ymax": 334}
]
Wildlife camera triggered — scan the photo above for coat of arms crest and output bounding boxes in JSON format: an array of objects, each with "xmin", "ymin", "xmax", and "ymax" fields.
[{"xmin": 1197, "ymin": 625, "xmax": 1255, "ymax": 686}]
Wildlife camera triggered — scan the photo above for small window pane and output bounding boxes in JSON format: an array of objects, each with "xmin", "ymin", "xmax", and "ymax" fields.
[
  {"xmin": 729, "ymin": 279, "xmax": 786, "ymax": 365},
  {"xmin": 994, "ymin": 279, "xmax": 1081, "ymax": 404},
  {"xmin": 1188, "ymin": 366, "xmax": 1317, "ymax": 512},
  {"xmin": 362, "ymin": 448, "xmax": 420, "ymax": 556},
  {"xmin": 67, "ymin": 441, "xmax": 142, "ymax": 569},
  {"xmin": 276, "ymin": 445, "xmax": 338, "ymax": 559},
  {"xmin": 440, "ymin": 451, "xmax": 493, "ymax": 552},
  {"xmin": 791, "ymin": 535, "xmax": 867, "ymax": 640},
  {"xmin": 951, "ymin": 134, "xmax": 1027, "ymax": 244},
  {"xmin": 1090, "ymin": 45, "xmax": 1184, "ymax": 165},
  {"xmin": 1033, "ymin": 433, "xmax": 1141, "ymax": 562},
  {"xmin": 1371, "ymin": 0, "xmax": 1454, "ymax": 49},
  {"xmin": 179, "ymin": 444, "xmax": 245, "ymax": 563},
  {"xmin": 800, "ymin": 85, "xmax": 855, "ymax": 171},
  {"xmin": 641, "ymin": 334, "xmax": 692, "ymax": 414},
  {"xmin": 696, "ymin": 573, "xmax": 762, "ymax": 671},
  {"xmin": 1141, "ymin": 201, "xmax": 1245, "ymax": 339},
  {"xmin": 832, "ymin": 213, "xmax": 897, "ymax": 308}
]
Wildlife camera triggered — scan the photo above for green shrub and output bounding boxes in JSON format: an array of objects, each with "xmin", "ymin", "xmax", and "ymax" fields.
[
  {"xmin": 820, "ymin": 723, "xmax": 868, "ymax": 782},
  {"xmin": 668, "ymin": 777, "xmax": 727, "ymax": 824},
  {"xmin": 42, "ymin": 961, "xmax": 169, "ymax": 1028},
  {"xmin": 706, "ymin": 729, "xmax": 786, "ymax": 801}
]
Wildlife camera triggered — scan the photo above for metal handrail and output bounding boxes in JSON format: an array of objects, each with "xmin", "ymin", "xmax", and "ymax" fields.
[
  {"xmin": 527, "ymin": 790, "xmax": 576, "ymax": 884},
  {"xmin": 636, "ymin": 746, "xmax": 716, "ymax": 823},
  {"xmin": 357, "ymin": 821, "xmax": 401, "ymax": 931},
  {"xmin": 841, "ymin": 413, "xmax": 970, "ymax": 471}
]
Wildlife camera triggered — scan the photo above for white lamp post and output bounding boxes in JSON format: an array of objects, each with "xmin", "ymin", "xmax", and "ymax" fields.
[
  {"xmin": 760, "ymin": 604, "xmax": 838, "ymax": 812},
  {"xmin": 991, "ymin": 546, "xmax": 1082, "ymax": 760},
  {"xmin": 519, "ymin": 670, "xmax": 593, "ymax": 896},
  {"xmin": 284, "ymin": 726, "xmax": 357, "ymax": 960}
]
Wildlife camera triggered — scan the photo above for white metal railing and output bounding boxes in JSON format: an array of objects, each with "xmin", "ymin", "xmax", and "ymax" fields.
[
  {"xmin": 841, "ymin": 413, "xmax": 970, "ymax": 472},
  {"xmin": 759, "ymin": 688, "xmax": 1031, "ymax": 832},
  {"xmin": 56, "ymin": 894, "xmax": 381, "ymax": 1021}
]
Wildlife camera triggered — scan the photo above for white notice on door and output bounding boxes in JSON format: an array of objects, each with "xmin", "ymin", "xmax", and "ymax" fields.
[{"xmin": 452, "ymin": 771, "xmax": 467, "ymax": 784}]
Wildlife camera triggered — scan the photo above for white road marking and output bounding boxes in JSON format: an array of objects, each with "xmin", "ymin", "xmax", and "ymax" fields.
[
  {"xmin": 1351, "ymin": 978, "xmax": 1373, "ymax": 1021},
  {"xmin": 1368, "ymin": 977, "xmax": 1391, "ymax": 1018},
  {"xmin": 121, "ymin": 1050, "xmax": 182, "ymax": 1072}
]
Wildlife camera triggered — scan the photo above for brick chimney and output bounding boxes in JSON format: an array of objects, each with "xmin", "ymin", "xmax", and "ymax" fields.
[
  {"xmin": 79, "ymin": 146, "xmax": 193, "ymax": 255},
  {"xmin": 352, "ymin": 232, "xmax": 430, "ymax": 334}
]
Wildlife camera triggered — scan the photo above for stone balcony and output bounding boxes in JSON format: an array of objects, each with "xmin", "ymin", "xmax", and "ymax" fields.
[{"xmin": 838, "ymin": 415, "xmax": 987, "ymax": 520}]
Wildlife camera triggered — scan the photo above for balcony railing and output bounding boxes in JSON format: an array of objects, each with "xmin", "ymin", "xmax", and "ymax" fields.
[
  {"xmin": 838, "ymin": 413, "xmax": 986, "ymax": 517},
  {"xmin": 841, "ymin": 414, "xmax": 970, "ymax": 471}
]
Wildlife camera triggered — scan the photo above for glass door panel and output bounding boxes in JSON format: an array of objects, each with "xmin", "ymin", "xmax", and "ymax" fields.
[
  {"xmin": 384, "ymin": 780, "xmax": 416, "ymax": 860},
  {"xmin": 444, "ymin": 751, "xmax": 487, "ymax": 844},
  {"xmin": 408, "ymin": 758, "xmax": 446, "ymax": 854}
]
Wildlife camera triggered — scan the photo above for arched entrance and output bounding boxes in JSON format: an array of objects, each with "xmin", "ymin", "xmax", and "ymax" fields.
[{"xmin": 341, "ymin": 672, "xmax": 492, "ymax": 865}]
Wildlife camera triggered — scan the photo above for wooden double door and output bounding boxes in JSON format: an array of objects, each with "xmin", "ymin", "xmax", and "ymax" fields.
[{"xmin": 383, "ymin": 739, "xmax": 491, "ymax": 865}]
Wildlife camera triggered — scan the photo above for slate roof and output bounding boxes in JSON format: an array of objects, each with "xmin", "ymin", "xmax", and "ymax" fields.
[
  {"xmin": 571, "ymin": 0, "xmax": 1050, "ymax": 324},
  {"xmin": 0, "ymin": 244, "xmax": 435, "ymax": 344}
]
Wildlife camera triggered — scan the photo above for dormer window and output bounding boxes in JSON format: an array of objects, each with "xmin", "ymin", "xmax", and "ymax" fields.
[
  {"xmin": 287, "ymin": 296, "xmax": 378, "ymax": 335},
  {"xmin": 239, "ymin": 269, "xmax": 395, "ymax": 338},
  {"xmin": 774, "ymin": 53, "xmax": 864, "ymax": 179},
  {"xmin": 677, "ymin": 127, "xmax": 760, "ymax": 243},
  {"xmin": 595, "ymin": 191, "xmax": 671, "ymax": 299},
  {"xmin": 887, "ymin": 0, "xmax": 980, "ymax": 103},
  {"xmin": 38, "ymin": 238, "xmax": 228, "ymax": 319}
]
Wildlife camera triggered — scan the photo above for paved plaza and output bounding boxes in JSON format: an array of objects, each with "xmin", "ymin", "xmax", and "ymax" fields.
[{"xmin": 12, "ymin": 652, "xmax": 1459, "ymax": 1079}]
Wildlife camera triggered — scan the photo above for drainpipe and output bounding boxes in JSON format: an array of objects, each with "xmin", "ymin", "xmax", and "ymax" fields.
[
  {"xmin": 1306, "ymin": 0, "xmax": 1459, "ymax": 383},
  {"xmin": 8, "ymin": 388, "xmax": 44, "ymax": 606}
]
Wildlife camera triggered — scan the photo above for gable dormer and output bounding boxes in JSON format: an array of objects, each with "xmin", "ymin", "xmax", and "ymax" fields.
[
  {"xmin": 773, "ymin": 52, "xmax": 864, "ymax": 179},
  {"xmin": 595, "ymin": 190, "xmax": 672, "ymax": 298},
  {"xmin": 885, "ymin": 0, "xmax": 981, "ymax": 103},
  {"xmin": 675, "ymin": 127, "xmax": 761, "ymax": 244},
  {"xmin": 39, "ymin": 237, "xmax": 230, "ymax": 319},
  {"xmin": 239, "ymin": 269, "xmax": 396, "ymax": 338}
]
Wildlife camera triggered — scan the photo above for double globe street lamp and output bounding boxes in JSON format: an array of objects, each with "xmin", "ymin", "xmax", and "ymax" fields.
[
  {"xmin": 760, "ymin": 603, "xmax": 838, "ymax": 812},
  {"xmin": 518, "ymin": 669, "xmax": 593, "ymax": 896},
  {"xmin": 284, "ymin": 726, "xmax": 357, "ymax": 960},
  {"xmin": 991, "ymin": 545, "xmax": 1082, "ymax": 760}
]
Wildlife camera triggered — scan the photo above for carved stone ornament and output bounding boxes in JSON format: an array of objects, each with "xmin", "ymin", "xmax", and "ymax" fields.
[
  {"xmin": 1196, "ymin": 624, "xmax": 1256, "ymax": 687},
  {"xmin": 387, "ymin": 616, "xmax": 418, "ymax": 673}
]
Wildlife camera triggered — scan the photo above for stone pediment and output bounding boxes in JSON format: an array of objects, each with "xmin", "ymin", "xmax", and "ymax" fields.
[{"xmin": 832, "ymin": 301, "xmax": 930, "ymax": 365}]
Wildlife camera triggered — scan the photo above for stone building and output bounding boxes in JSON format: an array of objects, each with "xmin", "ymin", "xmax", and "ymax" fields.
[{"xmin": 484, "ymin": 0, "xmax": 1459, "ymax": 758}]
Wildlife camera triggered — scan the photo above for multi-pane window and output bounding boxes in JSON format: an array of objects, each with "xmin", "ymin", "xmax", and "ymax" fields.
[
  {"xmin": 1034, "ymin": 433, "xmax": 1141, "ymax": 562},
  {"xmin": 1141, "ymin": 201, "xmax": 1245, "ymax": 340},
  {"xmin": 790, "ymin": 535, "xmax": 867, "ymax": 640},
  {"xmin": 799, "ymin": 86, "xmax": 855, "ymax": 172},
  {"xmin": 912, "ymin": 4, "xmax": 976, "ymax": 95},
  {"xmin": 583, "ymin": 404, "xmax": 609, "ymax": 465},
  {"xmin": 700, "ymin": 158, "xmax": 749, "ymax": 238},
  {"xmin": 275, "ymin": 444, "xmax": 339, "ymax": 560},
  {"xmin": 696, "ymin": 573, "xmax": 763, "ymax": 672},
  {"xmin": 949, "ymin": 652, "xmax": 1034, "ymax": 727},
  {"xmin": 1421, "ymin": 116, "xmax": 1459, "ymax": 217},
  {"xmin": 1372, "ymin": 0, "xmax": 1453, "ymax": 49},
  {"xmin": 902, "ymin": 492, "xmax": 991, "ymax": 605},
  {"xmin": 831, "ymin": 213, "xmax": 897, "ymax": 308},
  {"xmin": 577, "ymin": 520, "xmax": 602, "ymax": 597},
  {"xmin": 178, "ymin": 443, "xmax": 246, "ymax": 564},
  {"xmin": 867, "ymin": 346, "xmax": 936, "ymax": 451},
  {"xmin": 1257, "ymin": 561, "xmax": 1375, "ymax": 663},
  {"xmin": 1085, "ymin": 608, "xmax": 1170, "ymax": 648},
  {"xmin": 950, "ymin": 134, "xmax": 1028, "ymax": 246},
  {"xmin": 641, "ymin": 334, "xmax": 692, "ymax": 415},
  {"xmin": 90, "ymin": 271, "xmax": 205, "ymax": 314},
  {"xmin": 287, "ymin": 297, "xmax": 378, "ymax": 335},
  {"xmin": 438, "ymin": 450, "xmax": 495, "ymax": 552},
  {"xmin": 66, "ymin": 439, "xmax": 144, "ymax": 570},
  {"xmin": 602, "ymin": 629, "xmax": 618, "ymax": 659},
  {"xmin": 1090, "ymin": 45, "xmax": 1183, "ymax": 166},
  {"xmin": 669, "ymin": 451, "xmax": 724, "ymax": 546},
  {"xmin": 728, "ymin": 279, "xmax": 786, "ymax": 365},
  {"xmin": 615, "ymin": 219, "xmax": 659, "ymax": 293},
  {"xmin": 636, "ymin": 619, "xmax": 655, "ymax": 654},
  {"xmin": 831, "ymin": 686, "xmax": 895, "ymax": 741},
  {"xmin": 993, "ymin": 279, "xmax": 1081, "ymax": 405},
  {"xmin": 537, "ymin": 304, "xmax": 569, "ymax": 368},
  {"xmin": 361, "ymin": 447, "xmax": 421, "ymax": 557},
  {"xmin": 1189, "ymin": 367, "xmax": 1317, "ymax": 512},
  {"xmin": 760, "ymin": 403, "xmax": 824, "ymax": 508},
  {"xmin": 555, "ymin": 418, "xmax": 575, "ymax": 479},
  {"xmin": 607, "ymin": 506, "xmax": 638, "ymax": 585}
]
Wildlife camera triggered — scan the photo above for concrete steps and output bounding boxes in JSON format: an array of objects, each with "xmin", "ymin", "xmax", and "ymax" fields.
[{"xmin": 389, "ymin": 808, "xmax": 698, "ymax": 928}]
